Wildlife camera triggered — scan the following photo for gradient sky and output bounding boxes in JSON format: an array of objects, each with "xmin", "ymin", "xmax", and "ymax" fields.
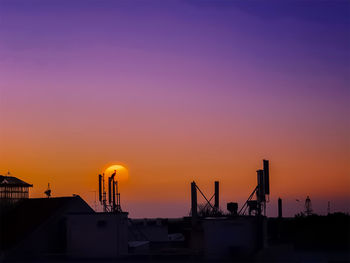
[{"xmin": 0, "ymin": 0, "xmax": 349, "ymax": 218}]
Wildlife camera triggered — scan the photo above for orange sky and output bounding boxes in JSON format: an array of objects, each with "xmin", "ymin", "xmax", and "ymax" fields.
[{"xmin": 1, "ymin": 121, "xmax": 349, "ymax": 217}]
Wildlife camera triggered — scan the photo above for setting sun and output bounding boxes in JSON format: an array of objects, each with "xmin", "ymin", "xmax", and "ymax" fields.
[{"xmin": 104, "ymin": 164, "xmax": 129, "ymax": 182}]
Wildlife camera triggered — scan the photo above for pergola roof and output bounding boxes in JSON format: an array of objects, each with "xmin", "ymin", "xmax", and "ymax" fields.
[{"xmin": 0, "ymin": 175, "xmax": 33, "ymax": 187}]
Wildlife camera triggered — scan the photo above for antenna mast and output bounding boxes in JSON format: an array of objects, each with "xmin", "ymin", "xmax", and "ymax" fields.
[
  {"xmin": 305, "ymin": 196, "xmax": 313, "ymax": 216},
  {"xmin": 239, "ymin": 159, "xmax": 270, "ymax": 216},
  {"xmin": 44, "ymin": 183, "xmax": 51, "ymax": 198},
  {"xmin": 98, "ymin": 170, "xmax": 122, "ymax": 213}
]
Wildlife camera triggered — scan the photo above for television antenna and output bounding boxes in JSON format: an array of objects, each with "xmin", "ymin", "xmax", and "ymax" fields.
[
  {"xmin": 44, "ymin": 183, "xmax": 51, "ymax": 198},
  {"xmin": 305, "ymin": 196, "xmax": 313, "ymax": 216},
  {"xmin": 98, "ymin": 170, "xmax": 122, "ymax": 213}
]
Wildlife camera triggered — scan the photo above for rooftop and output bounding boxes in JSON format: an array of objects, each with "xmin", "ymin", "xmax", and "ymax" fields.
[
  {"xmin": 0, "ymin": 175, "xmax": 33, "ymax": 187},
  {"xmin": 0, "ymin": 196, "xmax": 94, "ymax": 250}
]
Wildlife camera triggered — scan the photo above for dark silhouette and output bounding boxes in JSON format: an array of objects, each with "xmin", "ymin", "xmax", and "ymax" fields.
[
  {"xmin": 305, "ymin": 195, "xmax": 313, "ymax": 216},
  {"xmin": 99, "ymin": 170, "xmax": 121, "ymax": 213},
  {"xmin": 0, "ymin": 175, "xmax": 33, "ymax": 203},
  {"xmin": 44, "ymin": 183, "xmax": 51, "ymax": 198},
  {"xmin": 1, "ymin": 161, "xmax": 349, "ymax": 262},
  {"xmin": 278, "ymin": 197, "xmax": 283, "ymax": 218}
]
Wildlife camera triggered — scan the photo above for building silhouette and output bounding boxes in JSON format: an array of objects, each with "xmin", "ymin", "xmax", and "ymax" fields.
[{"xmin": 0, "ymin": 175, "xmax": 33, "ymax": 203}]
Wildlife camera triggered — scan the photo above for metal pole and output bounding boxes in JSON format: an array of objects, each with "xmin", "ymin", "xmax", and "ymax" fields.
[
  {"xmin": 263, "ymin": 160, "xmax": 270, "ymax": 195},
  {"xmin": 98, "ymin": 174, "xmax": 102, "ymax": 202},
  {"xmin": 278, "ymin": 198, "xmax": 282, "ymax": 218},
  {"xmin": 112, "ymin": 179, "xmax": 116, "ymax": 211},
  {"xmin": 191, "ymin": 181, "xmax": 197, "ymax": 222},
  {"xmin": 108, "ymin": 177, "xmax": 112, "ymax": 204},
  {"xmin": 214, "ymin": 181, "xmax": 219, "ymax": 209}
]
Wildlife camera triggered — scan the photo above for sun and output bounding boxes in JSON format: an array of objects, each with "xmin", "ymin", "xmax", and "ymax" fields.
[{"xmin": 104, "ymin": 164, "xmax": 129, "ymax": 182}]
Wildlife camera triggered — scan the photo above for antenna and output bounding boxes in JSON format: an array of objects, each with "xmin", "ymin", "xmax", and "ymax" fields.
[
  {"xmin": 305, "ymin": 196, "xmax": 313, "ymax": 216},
  {"xmin": 115, "ymin": 180, "xmax": 121, "ymax": 212},
  {"xmin": 263, "ymin": 160, "xmax": 270, "ymax": 195},
  {"xmin": 108, "ymin": 177, "xmax": 112, "ymax": 204},
  {"xmin": 278, "ymin": 198, "xmax": 282, "ymax": 218},
  {"xmin": 239, "ymin": 159, "xmax": 270, "ymax": 216},
  {"xmin": 98, "ymin": 174, "xmax": 102, "ymax": 202},
  {"xmin": 98, "ymin": 170, "xmax": 122, "ymax": 213},
  {"xmin": 102, "ymin": 173, "xmax": 107, "ymax": 211},
  {"xmin": 191, "ymin": 181, "xmax": 198, "ymax": 224},
  {"xmin": 190, "ymin": 180, "xmax": 221, "ymax": 222},
  {"xmin": 112, "ymin": 170, "xmax": 122, "ymax": 212},
  {"xmin": 256, "ymin": 170, "xmax": 265, "ymax": 202},
  {"xmin": 112, "ymin": 176, "xmax": 116, "ymax": 209},
  {"xmin": 214, "ymin": 181, "xmax": 219, "ymax": 210},
  {"xmin": 44, "ymin": 183, "xmax": 51, "ymax": 198}
]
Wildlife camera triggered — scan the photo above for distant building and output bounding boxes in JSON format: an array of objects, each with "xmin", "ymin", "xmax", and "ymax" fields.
[{"xmin": 0, "ymin": 175, "xmax": 33, "ymax": 203}]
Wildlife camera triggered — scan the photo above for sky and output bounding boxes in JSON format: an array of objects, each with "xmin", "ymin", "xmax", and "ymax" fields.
[{"xmin": 0, "ymin": 0, "xmax": 349, "ymax": 218}]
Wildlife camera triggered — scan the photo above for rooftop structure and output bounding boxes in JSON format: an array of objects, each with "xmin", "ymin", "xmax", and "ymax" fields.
[
  {"xmin": 0, "ymin": 175, "xmax": 33, "ymax": 202},
  {"xmin": 0, "ymin": 196, "xmax": 95, "ymax": 256}
]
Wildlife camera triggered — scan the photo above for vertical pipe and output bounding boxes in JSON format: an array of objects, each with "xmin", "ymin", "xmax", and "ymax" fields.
[
  {"xmin": 116, "ymin": 180, "xmax": 119, "ymax": 208},
  {"xmin": 112, "ymin": 179, "xmax": 116, "ymax": 209},
  {"xmin": 263, "ymin": 160, "xmax": 270, "ymax": 195},
  {"xmin": 191, "ymin": 181, "xmax": 197, "ymax": 221},
  {"xmin": 108, "ymin": 177, "xmax": 112, "ymax": 204},
  {"xmin": 98, "ymin": 174, "xmax": 102, "ymax": 202},
  {"xmin": 214, "ymin": 181, "xmax": 219, "ymax": 209},
  {"xmin": 278, "ymin": 198, "xmax": 282, "ymax": 218},
  {"xmin": 102, "ymin": 173, "xmax": 105, "ymax": 201}
]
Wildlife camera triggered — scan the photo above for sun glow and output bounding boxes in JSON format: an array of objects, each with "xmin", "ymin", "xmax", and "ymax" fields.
[{"xmin": 104, "ymin": 164, "xmax": 129, "ymax": 182}]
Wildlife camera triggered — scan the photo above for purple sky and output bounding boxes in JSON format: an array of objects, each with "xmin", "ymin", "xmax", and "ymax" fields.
[{"xmin": 0, "ymin": 0, "xmax": 349, "ymax": 217}]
